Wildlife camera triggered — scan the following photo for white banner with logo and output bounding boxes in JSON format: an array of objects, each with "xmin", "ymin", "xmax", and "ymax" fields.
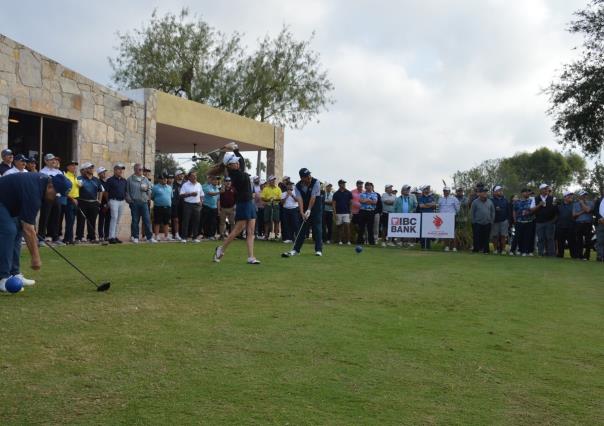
[
  {"xmin": 387, "ymin": 213, "xmax": 421, "ymax": 238},
  {"xmin": 420, "ymin": 213, "xmax": 455, "ymax": 239}
]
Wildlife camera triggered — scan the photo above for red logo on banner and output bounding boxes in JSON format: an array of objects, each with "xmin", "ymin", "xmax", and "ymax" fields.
[
  {"xmin": 391, "ymin": 217, "xmax": 402, "ymax": 226},
  {"xmin": 433, "ymin": 215, "xmax": 443, "ymax": 229}
]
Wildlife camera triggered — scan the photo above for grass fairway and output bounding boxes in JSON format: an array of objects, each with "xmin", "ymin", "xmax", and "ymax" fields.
[{"xmin": 1, "ymin": 242, "xmax": 603, "ymax": 425}]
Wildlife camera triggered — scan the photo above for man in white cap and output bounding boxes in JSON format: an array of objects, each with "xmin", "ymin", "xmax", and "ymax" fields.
[
  {"xmin": 490, "ymin": 185, "xmax": 510, "ymax": 255},
  {"xmin": 556, "ymin": 191, "xmax": 577, "ymax": 258},
  {"xmin": 38, "ymin": 153, "xmax": 64, "ymax": 245},
  {"xmin": 380, "ymin": 184, "xmax": 397, "ymax": 246},
  {"xmin": 76, "ymin": 162, "xmax": 104, "ymax": 243},
  {"xmin": 573, "ymin": 190, "xmax": 594, "ymax": 260},
  {"xmin": 438, "ymin": 186, "xmax": 460, "ymax": 251},
  {"xmin": 531, "ymin": 183, "xmax": 557, "ymax": 256},
  {"xmin": 105, "ymin": 163, "xmax": 127, "ymax": 244},
  {"xmin": 2, "ymin": 154, "xmax": 27, "ymax": 176},
  {"xmin": 0, "ymin": 148, "xmax": 14, "ymax": 175}
]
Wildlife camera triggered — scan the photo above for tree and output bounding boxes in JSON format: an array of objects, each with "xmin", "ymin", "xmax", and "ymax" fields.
[
  {"xmin": 154, "ymin": 152, "xmax": 180, "ymax": 177},
  {"xmin": 547, "ymin": 0, "xmax": 604, "ymax": 156},
  {"xmin": 110, "ymin": 9, "xmax": 334, "ymax": 129},
  {"xmin": 451, "ymin": 159, "xmax": 504, "ymax": 192}
]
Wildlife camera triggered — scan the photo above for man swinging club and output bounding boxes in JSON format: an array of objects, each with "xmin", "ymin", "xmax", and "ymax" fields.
[{"xmin": 282, "ymin": 168, "xmax": 323, "ymax": 257}]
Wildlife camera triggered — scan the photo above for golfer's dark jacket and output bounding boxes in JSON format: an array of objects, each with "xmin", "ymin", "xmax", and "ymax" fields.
[{"xmin": 296, "ymin": 178, "xmax": 322, "ymax": 214}]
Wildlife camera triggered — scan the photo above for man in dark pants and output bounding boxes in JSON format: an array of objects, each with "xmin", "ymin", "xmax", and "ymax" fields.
[
  {"xmin": 356, "ymin": 182, "xmax": 378, "ymax": 246},
  {"xmin": 76, "ymin": 162, "xmax": 104, "ymax": 243},
  {"xmin": 283, "ymin": 168, "xmax": 323, "ymax": 257},
  {"xmin": 418, "ymin": 185, "xmax": 437, "ymax": 249},
  {"xmin": 38, "ymin": 153, "xmax": 64, "ymax": 245},
  {"xmin": 96, "ymin": 167, "xmax": 110, "ymax": 241},
  {"xmin": 470, "ymin": 187, "xmax": 495, "ymax": 253},
  {"xmin": 573, "ymin": 190, "xmax": 594, "ymax": 260},
  {"xmin": 0, "ymin": 173, "xmax": 70, "ymax": 292},
  {"xmin": 532, "ymin": 183, "xmax": 557, "ymax": 256},
  {"xmin": 556, "ymin": 191, "xmax": 577, "ymax": 258}
]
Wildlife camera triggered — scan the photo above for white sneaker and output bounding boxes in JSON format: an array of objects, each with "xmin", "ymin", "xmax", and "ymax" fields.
[
  {"xmin": 452, "ymin": 248, "xmax": 458, "ymax": 252},
  {"xmin": 315, "ymin": 251, "xmax": 323, "ymax": 257},
  {"xmin": 149, "ymin": 238, "xmax": 158, "ymax": 243},
  {"xmin": 14, "ymin": 273, "xmax": 35, "ymax": 286},
  {"xmin": 175, "ymin": 234, "xmax": 182, "ymax": 241},
  {"xmin": 0, "ymin": 278, "xmax": 7, "ymax": 293},
  {"xmin": 180, "ymin": 238, "xmax": 187, "ymax": 243},
  {"xmin": 528, "ymin": 253, "xmax": 534, "ymax": 257},
  {"xmin": 247, "ymin": 257, "xmax": 261, "ymax": 264},
  {"xmin": 522, "ymin": 253, "xmax": 527, "ymax": 257},
  {"xmin": 282, "ymin": 250, "xmax": 298, "ymax": 257},
  {"xmin": 193, "ymin": 239, "xmax": 201, "ymax": 243},
  {"xmin": 338, "ymin": 241, "xmax": 343, "ymax": 245},
  {"xmin": 213, "ymin": 246, "xmax": 224, "ymax": 263},
  {"xmin": 381, "ymin": 242, "xmax": 387, "ymax": 247},
  {"xmin": 387, "ymin": 242, "xmax": 396, "ymax": 247},
  {"xmin": 166, "ymin": 235, "xmax": 174, "ymax": 241},
  {"xmin": 346, "ymin": 242, "xmax": 351, "ymax": 246},
  {"xmin": 131, "ymin": 237, "xmax": 139, "ymax": 244},
  {"xmin": 283, "ymin": 240, "xmax": 293, "ymax": 244},
  {"xmin": 444, "ymin": 246, "xmax": 450, "ymax": 252}
]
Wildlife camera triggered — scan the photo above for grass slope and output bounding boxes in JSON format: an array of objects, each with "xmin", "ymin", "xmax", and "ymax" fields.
[{"xmin": 1, "ymin": 242, "xmax": 603, "ymax": 425}]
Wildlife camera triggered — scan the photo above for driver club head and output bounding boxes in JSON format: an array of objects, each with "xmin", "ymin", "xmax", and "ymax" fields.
[{"xmin": 97, "ymin": 282, "xmax": 111, "ymax": 292}]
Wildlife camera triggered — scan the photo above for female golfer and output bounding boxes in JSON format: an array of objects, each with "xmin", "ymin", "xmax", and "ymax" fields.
[{"xmin": 210, "ymin": 142, "xmax": 260, "ymax": 264}]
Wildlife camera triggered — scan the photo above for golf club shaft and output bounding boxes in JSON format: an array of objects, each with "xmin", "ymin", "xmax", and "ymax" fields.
[
  {"xmin": 289, "ymin": 217, "xmax": 308, "ymax": 251},
  {"xmin": 39, "ymin": 236, "xmax": 100, "ymax": 288}
]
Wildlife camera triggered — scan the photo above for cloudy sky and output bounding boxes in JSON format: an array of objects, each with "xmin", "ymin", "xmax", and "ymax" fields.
[{"xmin": 0, "ymin": 0, "xmax": 586, "ymax": 189}]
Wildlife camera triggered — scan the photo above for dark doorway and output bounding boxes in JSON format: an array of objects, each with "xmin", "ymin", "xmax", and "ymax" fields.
[{"xmin": 8, "ymin": 109, "xmax": 75, "ymax": 168}]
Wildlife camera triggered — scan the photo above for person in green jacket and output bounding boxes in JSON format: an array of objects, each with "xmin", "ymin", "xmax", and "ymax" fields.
[{"xmin": 394, "ymin": 185, "xmax": 418, "ymax": 213}]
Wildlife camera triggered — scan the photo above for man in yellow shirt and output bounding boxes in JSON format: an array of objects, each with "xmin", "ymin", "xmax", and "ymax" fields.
[
  {"xmin": 261, "ymin": 175, "xmax": 282, "ymax": 240},
  {"xmin": 63, "ymin": 160, "xmax": 80, "ymax": 244}
]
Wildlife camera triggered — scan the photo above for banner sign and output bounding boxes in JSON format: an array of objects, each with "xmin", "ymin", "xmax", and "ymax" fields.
[
  {"xmin": 420, "ymin": 213, "xmax": 455, "ymax": 239},
  {"xmin": 387, "ymin": 213, "xmax": 421, "ymax": 238}
]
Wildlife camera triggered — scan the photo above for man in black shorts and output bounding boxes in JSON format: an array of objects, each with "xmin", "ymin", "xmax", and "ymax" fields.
[{"xmin": 171, "ymin": 170, "xmax": 185, "ymax": 241}]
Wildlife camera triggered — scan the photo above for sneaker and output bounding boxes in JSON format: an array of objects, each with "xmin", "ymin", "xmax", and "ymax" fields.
[
  {"xmin": 115, "ymin": 238, "xmax": 123, "ymax": 244},
  {"xmin": 247, "ymin": 257, "xmax": 261, "ymax": 264},
  {"xmin": 508, "ymin": 251, "xmax": 514, "ymax": 256},
  {"xmin": 338, "ymin": 242, "xmax": 343, "ymax": 245},
  {"xmin": 131, "ymin": 237, "xmax": 139, "ymax": 244},
  {"xmin": 174, "ymin": 234, "xmax": 182, "ymax": 241},
  {"xmin": 180, "ymin": 239, "xmax": 187, "ymax": 244},
  {"xmin": 452, "ymin": 247, "xmax": 458, "ymax": 252},
  {"xmin": 522, "ymin": 253, "xmax": 527, "ymax": 257},
  {"xmin": 0, "ymin": 278, "xmax": 7, "ymax": 293},
  {"xmin": 109, "ymin": 238, "xmax": 118, "ymax": 244},
  {"xmin": 148, "ymin": 238, "xmax": 158, "ymax": 243},
  {"xmin": 528, "ymin": 253, "xmax": 534, "ymax": 257},
  {"xmin": 282, "ymin": 250, "xmax": 298, "ymax": 257},
  {"xmin": 381, "ymin": 242, "xmax": 387, "ymax": 247},
  {"xmin": 14, "ymin": 273, "xmax": 35, "ymax": 287},
  {"xmin": 346, "ymin": 242, "xmax": 351, "ymax": 246},
  {"xmin": 213, "ymin": 246, "xmax": 224, "ymax": 263},
  {"xmin": 315, "ymin": 251, "xmax": 323, "ymax": 257},
  {"xmin": 444, "ymin": 246, "xmax": 450, "ymax": 252},
  {"xmin": 387, "ymin": 242, "xmax": 396, "ymax": 247},
  {"xmin": 283, "ymin": 240, "xmax": 293, "ymax": 244},
  {"xmin": 38, "ymin": 240, "xmax": 45, "ymax": 247},
  {"xmin": 53, "ymin": 240, "xmax": 66, "ymax": 246},
  {"xmin": 192, "ymin": 239, "xmax": 201, "ymax": 243}
]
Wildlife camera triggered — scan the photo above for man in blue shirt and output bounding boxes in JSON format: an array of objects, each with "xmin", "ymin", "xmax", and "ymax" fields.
[
  {"xmin": 418, "ymin": 185, "xmax": 436, "ymax": 249},
  {"xmin": 151, "ymin": 174, "xmax": 173, "ymax": 241},
  {"xmin": 356, "ymin": 182, "xmax": 378, "ymax": 245},
  {"xmin": 201, "ymin": 175, "xmax": 220, "ymax": 240},
  {"xmin": 0, "ymin": 173, "xmax": 70, "ymax": 292},
  {"xmin": 331, "ymin": 179, "xmax": 353, "ymax": 245},
  {"xmin": 105, "ymin": 163, "xmax": 127, "ymax": 244},
  {"xmin": 490, "ymin": 186, "xmax": 510, "ymax": 255},
  {"xmin": 76, "ymin": 162, "xmax": 104, "ymax": 243}
]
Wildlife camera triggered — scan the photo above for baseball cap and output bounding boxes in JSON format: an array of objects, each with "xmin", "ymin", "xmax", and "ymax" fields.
[
  {"xmin": 268, "ymin": 175, "xmax": 276, "ymax": 181},
  {"xmin": 539, "ymin": 183, "xmax": 549, "ymax": 190},
  {"xmin": 96, "ymin": 166, "xmax": 107, "ymax": 174},
  {"xmin": 563, "ymin": 190, "xmax": 573, "ymax": 197},
  {"xmin": 356, "ymin": 179, "xmax": 363, "ymax": 185},
  {"xmin": 299, "ymin": 168, "xmax": 311, "ymax": 178},
  {"xmin": 44, "ymin": 153, "xmax": 56, "ymax": 161},
  {"xmin": 456, "ymin": 187, "xmax": 463, "ymax": 191},
  {"xmin": 223, "ymin": 152, "xmax": 239, "ymax": 165},
  {"xmin": 493, "ymin": 185, "xmax": 503, "ymax": 192},
  {"xmin": 260, "ymin": 178, "xmax": 266, "ymax": 185},
  {"xmin": 578, "ymin": 190, "xmax": 588, "ymax": 196},
  {"xmin": 443, "ymin": 186, "xmax": 451, "ymax": 191},
  {"xmin": 166, "ymin": 173, "xmax": 175, "ymax": 179},
  {"xmin": 338, "ymin": 179, "xmax": 346, "ymax": 184},
  {"xmin": 14, "ymin": 154, "xmax": 28, "ymax": 162},
  {"xmin": 402, "ymin": 184, "xmax": 411, "ymax": 190},
  {"xmin": 80, "ymin": 162, "xmax": 94, "ymax": 169},
  {"xmin": 66, "ymin": 160, "xmax": 78, "ymax": 166},
  {"xmin": 113, "ymin": 162, "xmax": 125, "ymax": 169},
  {"xmin": 385, "ymin": 184, "xmax": 393, "ymax": 189},
  {"xmin": 325, "ymin": 182, "xmax": 333, "ymax": 187},
  {"xmin": 26, "ymin": 157, "xmax": 36, "ymax": 163},
  {"xmin": 224, "ymin": 177, "xmax": 231, "ymax": 182},
  {"xmin": 175, "ymin": 168, "xmax": 184, "ymax": 175},
  {"xmin": 283, "ymin": 176, "xmax": 290, "ymax": 181},
  {"xmin": 1, "ymin": 148, "xmax": 13, "ymax": 157}
]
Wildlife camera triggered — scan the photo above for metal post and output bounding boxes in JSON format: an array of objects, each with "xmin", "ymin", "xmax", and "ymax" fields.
[{"xmin": 256, "ymin": 150, "xmax": 261, "ymax": 178}]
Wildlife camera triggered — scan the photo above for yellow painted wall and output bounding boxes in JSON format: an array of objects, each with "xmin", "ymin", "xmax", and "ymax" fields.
[{"xmin": 155, "ymin": 91, "xmax": 275, "ymax": 149}]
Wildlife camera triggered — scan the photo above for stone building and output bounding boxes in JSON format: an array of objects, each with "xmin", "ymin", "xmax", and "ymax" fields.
[{"xmin": 0, "ymin": 33, "xmax": 283, "ymax": 237}]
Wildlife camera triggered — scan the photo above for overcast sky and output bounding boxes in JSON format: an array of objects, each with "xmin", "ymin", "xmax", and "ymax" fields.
[{"xmin": 0, "ymin": 0, "xmax": 587, "ymax": 190}]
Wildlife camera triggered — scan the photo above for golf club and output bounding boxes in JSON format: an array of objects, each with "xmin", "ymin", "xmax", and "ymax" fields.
[
  {"xmin": 77, "ymin": 205, "xmax": 109, "ymax": 245},
  {"xmin": 40, "ymin": 236, "xmax": 111, "ymax": 292},
  {"xmin": 281, "ymin": 217, "xmax": 308, "ymax": 257}
]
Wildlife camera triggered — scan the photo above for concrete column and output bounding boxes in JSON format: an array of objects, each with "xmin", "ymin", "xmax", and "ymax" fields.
[{"xmin": 267, "ymin": 127, "xmax": 284, "ymax": 179}]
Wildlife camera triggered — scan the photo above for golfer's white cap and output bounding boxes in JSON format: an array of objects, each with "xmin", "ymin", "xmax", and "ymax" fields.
[
  {"xmin": 493, "ymin": 185, "xmax": 503, "ymax": 192},
  {"xmin": 563, "ymin": 190, "xmax": 573, "ymax": 197},
  {"xmin": 539, "ymin": 183, "xmax": 549, "ymax": 190},
  {"xmin": 80, "ymin": 162, "xmax": 94, "ymax": 169},
  {"xmin": 223, "ymin": 152, "xmax": 238, "ymax": 165},
  {"xmin": 96, "ymin": 166, "xmax": 107, "ymax": 174}
]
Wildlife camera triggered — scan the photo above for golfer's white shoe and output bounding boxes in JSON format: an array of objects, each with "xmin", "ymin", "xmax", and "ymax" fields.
[
  {"xmin": 213, "ymin": 246, "xmax": 224, "ymax": 263},
  {"xmin": 14, "ymin": 273, "xmax": 35, "ymax": 287},
  {"xmin": 282, "ymin": 250, "xmax": 298, "ymax": 257},
  {"xmin": 315, "ymin": 251, "xmax": 323, "ymax": 257}
]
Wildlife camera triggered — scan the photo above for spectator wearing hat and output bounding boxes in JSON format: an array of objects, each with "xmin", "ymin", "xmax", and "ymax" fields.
[
  {"xmin": 0, "ymin": 172, "xmax": 71, "ymax": 292},
  {"xmin": 595, "ymin": 195, "xmax": 604, "ymax": 261},
  {"xmin": 556, "ymin": 191, "xmax": 577, "ymax": 258},
  {"xmin": 531, "ymin": 184, "xmax": 557, "ymax": 256},
  {"xmin": 438, "ymin": 186, "xmax": 461, "ymax": 251},
  {"xmin": 332, "ymin": 179, "xmax": 353, "ymax": 245},
  {"xmin": 453, "ymin": 187, "xmax": 469, "ymax": 250},
  {"xmin": 2, "ymin": 154, "xmax": 27, "ymax": 176},
  {"xmin": 218, "ymin": 177, "xmax": 236, "ymax": 238},
  {"xmin": 368, "ymin": 183, "xmax": 382, "ymax": 243},
  {"xmin": 418, "ymin": 185, "xmax": 437, "ymax": 249},
  {"xmin": 170, "ymin": 169, "xmax": 186, "ymax": 241},
  {"xmin": 351, "ymin": 180, "xmax": 364, "ymax": 237},
  {"xmin": 394, "ymin": 185, "xmax": 418, "ymax": 214},
  {"xmin": 96, "ymin": 167, "xmax": 110, "ymax": 242},
  {"xmin": 126, "ymin": 163, "xmax": 156, "ymax": 244},
  {"xmin": 38, "ymin": 153, "xmax": 64, "ymax": 244},
  {"xmin": 25, "ymin": 157, "xmax": 37, "ymax": 172},
  {"xmin": 201, "ymin": 175, "xmax": 220, "ymax": 240},
  {"xmin": 280, "ymin": 181, "xmax": 300, "ymax": 243},
  {"xmin": 356, "ymin": 182, "xmax": 378, "ymax": 246},
  {"xmin": 105, "ymin": 163, "xmax": 127, "ymax": 244},
  {"xmin": 514, "ymin": 188, "xmax": 536, "ymax": 256},
  {"xmin": 179, "ymin": 170, "xmax": 204, "ymax": 243},
  {"xmin": 261, "ymin": 175, "xmax": 282, "ymax": 240},
  {"xmin": 63, "ymin": 160, "xmax": 80, "ymax": 244},
  {"xmin": 76, "ymin": 162, "xmax": 104, "ymax": 243},
  {"xmin": 151, "ymin": 174, "xmax": 173, "ymax": 241},
  {"xmin": 323, "ymin": 183, "xmax": 335, "ymax": 244},
  {"xmin": 490, "ymin": 186, "xmax": 510, "ymax": 255},
  {"xmin": 573, "ymin": 190, "xmax": 594, "ymax": 260},
  {"xmin": 470, "ymin": 187, "xmax": 495, "ymax": 254},
  {"xmin": 0, "ymin": 148, "xmax": 14, "ymax": 175},
  {"xmin": 253, "ymin": 176, "xmax": 265, "ymax": 238},
  {"xmin": 380, "ymin": 185, "xmax": 396, "ymax": 246},
  {"xmin": 283, "ymin": 167, "xmax": 323, "ymax": 257}
]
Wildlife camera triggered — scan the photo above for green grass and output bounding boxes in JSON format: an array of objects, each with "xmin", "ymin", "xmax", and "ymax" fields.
[{"xmin": 1, "ymin": 241, "xmax": 603, "ymax": 425}]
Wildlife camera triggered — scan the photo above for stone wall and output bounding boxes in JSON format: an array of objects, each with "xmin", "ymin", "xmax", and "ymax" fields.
[
  {"xmin": 0, "ymin": 34, "xmax": 157, "ymax": 239},
  {"xmin": 267, "ymin": 126, "xmax": 285, "ymax": 179}
]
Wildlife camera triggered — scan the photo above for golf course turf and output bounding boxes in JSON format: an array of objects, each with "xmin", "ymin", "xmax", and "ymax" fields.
[{"xmin": 1, "ymin": 241, "xmax": 602, "ymax": 425}]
